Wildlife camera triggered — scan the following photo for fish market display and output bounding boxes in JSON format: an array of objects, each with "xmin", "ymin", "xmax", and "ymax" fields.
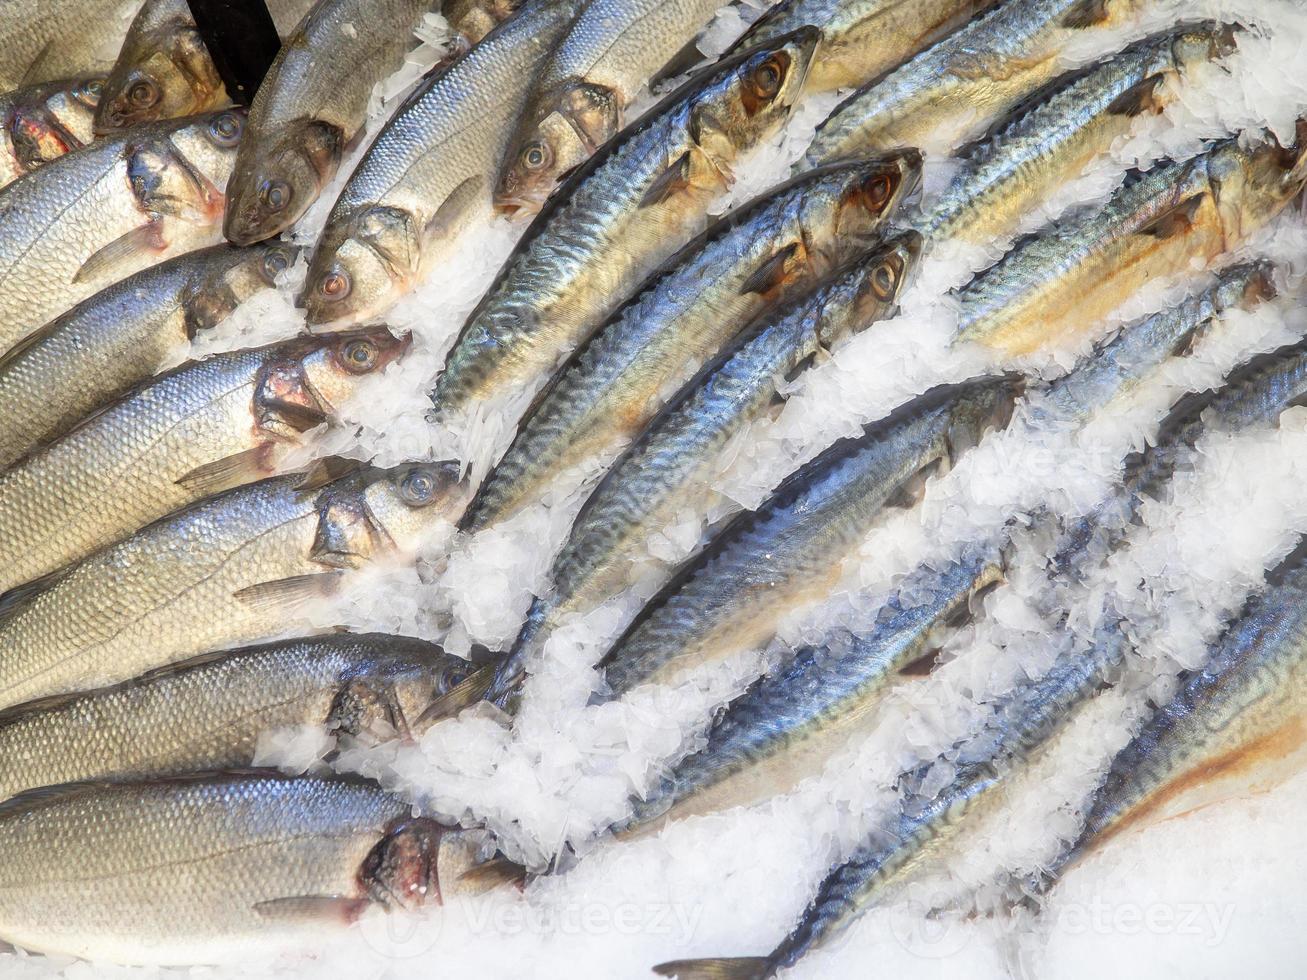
[
  {"xmin": 0, "ymin": 464, "xmax": 469, "ymax": 710},
  {"xmin": 95, "ymin": 0, "xmax": 315, "ymax": 132},
  {"xmin": 511, "ymin": 233, "xmax": 920, "ymax": 678},
  {"xmin": 732, "ymin": 0, "xmax": 999, "ymax": 93},
  {"xmin": 430, "ymin": 30, "xmax": 818, "ymax": 433},
  {"xmin": 0, "ymin": 329, "xmax": 408, "ymax": 592},
  {"xmin": 0, "ymin": 76, "xmax": 102, "ymax": 189},
  {"xmin": 223, "ymin": 0, "xmax": 444, "ymax": 246},
  {"xmin": 0, "ymin": 0, "xmax": 1302, "ymax": 972},
  {"xmin": 0, "ymin": 109, "xmax": 244, "ymax": 357},
  {"xmin": 0, "ymin": 771, "xmax": 473, "ymax": 964},
  {"xmin": 915, "ymin": 20, "xmax": 1237, "ymax": 244},
  {"xmin": 0, "ymin": 241, "xmax": 295, "ymax": 469},
  {"xmin": 495, "ymin": 0, "xmax": 722, "ymax": 214},
  {"xmin": 572, "ymin": 376, "xmax": 1021, "ymax": 702},
  {"xmin": 802, "ymin": 0, "xmax": 1150, "ymax": 165},
  {"xmin": 0, "ymin": 633, "xmax": 473, "ymax": 802},
  {"xmin": 464, "ymin": 154, "xmax": 920, "ymax": 534},
  {"xmin": 0, "ymin": 0, "xmax": 140, "ymax": 91},
  {"xmin": 955, "ymin": 125, "xmax": 1307, "ymax": 355},
  {"xmin": 300, "ymin": 0, "xmax": 589, "ymax": 325}
]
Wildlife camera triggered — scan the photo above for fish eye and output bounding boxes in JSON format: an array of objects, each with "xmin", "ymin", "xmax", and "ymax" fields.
[
  {"xmin": 751, "ymin": 55, "xmax": 786, "ymax": 98},
  {"xmin": 259, "ymin": 247, "xmax": 291, "ymax": 283},
  {"xmin": 318, "ymin": 269, "xmax": 352, "ymax": 301},
  {"xmin": 208, "ymin": 111, "xmax": 243, "ymax": 146},
  {"xmin": 76, "ymin": 79, "xmax": 103, "ymax": 104},
  {"xmin": 871, "ymin": 261, "xmax": 898, "ymax": 300},
  {"xmin": 340, "ymin": 338, "xmax": 380, "ymax": 373},
  {"xmin": 861, "ymin": 174, "xmax": 894, "ymax": 210},
  {"xmin": 522, "ymin": 141, "xmax": 550, "ymax": 172},
  {"xmin": 260, "ymin": 178, "xmax": 292, "ymax": 212},
  {"xmin": 398, "ymin": 467, "xmax": 438, "ymax": 506},
  {"xmin": 127, "ymin": 78, "xmax": 159, "ymax": 109}
]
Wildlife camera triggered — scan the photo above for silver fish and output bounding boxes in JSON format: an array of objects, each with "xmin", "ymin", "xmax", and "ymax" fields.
[
  {"xmin": 95, "ymin": 0, "xmax": 314, "ymax": 131},
  {"xmin": 464, "ymin": 155, "xmax": 921, "ymax": 534},
  {"xmin": 731, "ymin": 0, "xmax": 999, "ymax": 94},
  {"xmin": 222, "ymin": 0, "xmax": 451, "ymax": 246},
  {"xmin": 0, "ymin": 0, "xmax": 139, "ymax": 91},
  {"xmin": 0, "ymin": 633, "xmax": 474, "ymax": 802},
  {"xmin": 916, "ymin": 21, "xmax": 1238, "ymax": 244},
  {"xmin": 0, "ymin": 108, "xmax": 246, "ymax": 358},
  {"xmin": 428, "ymin": 31, "xmax": 819, "ymax": 436},
  {"xmin": 0, "ymin": 241, "xmax": 295, "ymax": 470},
  {"xmin": 0, "ymin": 464, "xmax": 471, "ymax": 710},
  {"xmin": 0, "ymin": 771, "xmax": 478, "ymax": 964},
  {"xmin": 509, "ymin": 234, "xmax": 921, "ymax": 685},
  {"xmin": 0, "ymin": 329, "xmax": 409, "ymax": 594},
  {"xmin": 802, "ymin": 0, "xmax": 1150, "ymax": 167},
  {"xmin": 299, "ymin": 0, "xmax": 588, "ymax": 324},
  {"xmin": 489, "ymin": 376, "xmax": 1021, "ymax": 703},
  {"xmin": 0, "ymin": 76, "xmax": 101, "ymax": 189},
  {"xmin": 954, "ymin": 124, "xmax": 1307, "ymax": 356}
]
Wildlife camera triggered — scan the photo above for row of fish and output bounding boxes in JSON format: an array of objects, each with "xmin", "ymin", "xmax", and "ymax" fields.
[{"xmin": 0, "ymin": 0, "xmax": 1303, "ymax": 972}]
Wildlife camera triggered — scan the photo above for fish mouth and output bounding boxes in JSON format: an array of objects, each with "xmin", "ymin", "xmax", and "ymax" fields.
[{"xmin": 492, "ymin": 194, "xmax": 543, "ymax": 220}]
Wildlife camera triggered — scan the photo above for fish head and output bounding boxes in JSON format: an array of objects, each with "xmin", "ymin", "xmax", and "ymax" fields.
[
  {"xmin": 1211, "ymin": 259, "xmax": 1278, "ymax": 314},
  {"xmin": 224, "ymin": 119, "xmax": 344, "ymax": 245},
  {"xmin": 495, "ymin": 81, "xmax": 619, "ymax": 218},
  {"xmin": 285, "ymin": 327, "xmax": 413, "ymax": 420},
  {"xmin": 181, "ymin": 242, "xmax": 300, "ymax": 338},
  {"xmin": 301, "ymin": 204, "xmax": 422, "ymax": 328},
  {"xmin": 833, "ymin": 230, "xmax": 923, "ymax": 341},
  {"xmin": 944, "ymin": 374, "xmax": 1025, "ymax": 459},
  {"xmin": 789, "ymin": 152, "xmax": 922, "ymax": 273},
  {"xmin": 7, "ymin": 86, "xmax": 93, "ymax": 173},
  {"xmin": 1207, "ymin": 121, "xmax": 1307, "ymax": 243},
  {"xmin": 95, "ymin": 15, "xmax": 224, "ymax": 133},
  {"xmin": 361, "ymin": 816, "xmax": 452, "ymax": 910},
  {"xmin": 360, "ymin": 462, "xmax": 473, "ymax": 556},
  {"xmin": 691, "ymin": 27, "xmax": 820, "ymax": 165},
  {"xmin": 150, "ymin": 109, "xmax": 245, "ymax": 213},
  {"xmin": 1169, "ymin": 21, "xmax": 1242, "ymax": 70},
  {"xmin": 329, "ymin": 646, "xmax": 477, "ymax": 743}
]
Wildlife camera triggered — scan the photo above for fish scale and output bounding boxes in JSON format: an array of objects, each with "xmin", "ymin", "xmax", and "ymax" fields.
[
  {"xmin": 463, "ymin": 156, "xmax": 920, "ymax": 535},
  {"xmin": 424, "ymin": 30, "xmax": 819, "ymax": 426},
  {"xmin": 0, "ymin": 242, "xmax": 292, "ymax": 469},
  {"xmin": 0, "ymin": 633, "xmax": 471, "ymax": 802},
  {"xmin": 0, "ymin": 0, "xmax": 139, "ymax": 91}
]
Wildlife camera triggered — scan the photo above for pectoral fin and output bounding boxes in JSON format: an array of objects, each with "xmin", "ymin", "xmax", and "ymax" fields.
[
  {"xmin": 640, "ymin": 151, "xmax": 694, "ymax": 209},
  {"xmin": 884, "ymin": 456, "xmax": 944, "ymax": 510},
  {"xmin": 414, "ymin": 663, "xmax": 497, "ymax": 728},
  {"xmin": 175, "ymin": 446, "xmax": 276, "ymax": 497},
  {"xmin": 1140, "ymin": 193, "xmax": 1205, "ymax": 239},
  {"xmin": 740, "ymin": 242, "xmax": 802, "ymax": 297},
  {"xmin": 232, "ymin": 572, "xmax": 342, "ymax": 613},
  {"xmin": 74, "ymin": 223, "xmax": 167, "ymax": 284},
  {"xmin": 424, "ymin": 175, "xmax": 484, "ymax": 245},
  {"xmin": 1061, "ymin": 0, "xmax": 1109, "ymax": 29},
  {"xmin": 1107, "ymin": 74, "xmax": 1166, "ymax": 117},
  {"xmin": 253, "ymin": 896, "xmax": 370, "ymax": 926}
]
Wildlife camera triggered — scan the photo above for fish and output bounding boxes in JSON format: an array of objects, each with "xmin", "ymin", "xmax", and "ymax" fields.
[
  {"xmin": 463, "ymin": 155, "xmax": 921, "ymax": 535},
  {"xmin": 0, "ymin": 108, "xmax": 246, "ymax": 359},
  {"xmin": 0, "ymin": 329, "xmax": 409, "ymax": 594},
  {"xmin": 0, "ymin": 632, "xmax": 478, "ymax": 803},
  {"xmin": 298, "ymin": 0, "xmax": 590, "ymax": 322},
  {"xmin": 651, "ymin": 621, "xmax": 1134, "ymax": 980},
  {"xmin": 1045, "ymin": 261, "xmax": 1280, "ymax": 574},
  {"xmin": 509, "ymin": 233, "xmax": 921, "ymax": 684},
  {"xmin": 486, "ymin": 376, "xmax": 1021, "ymax": 704},
  {"xmin": 954, "ymin": 123, "xmax": 1307, "ymax": 356},
  {"xmin": 0, "ymin": 0, "xmax": 140, "ymax": 91},
  {"xmin": 0, "ymin": 76, "xmax": 102, "ymax": 189},
  {"xmin": 222, "ymin": 0, "xmax": 458, "ymax": 247},
  {"xmin": 0, "ymin": 241, "xmax": 295, "ymax": 470},
  {"xmin": 494, "ymin": 0, "xmax": 723, "ymax": 215},
  {"xmin": 0, "ymin": 770, "xmax": 479, "ymax": 964},
  {"xmin": 916, "ymin": 21, "xmax": 1238, "ymax": 245},
  {"xmin": 427, "ymin": 30, "xmax": 819, "ymax": 439},
  {"xmin": 0, "ymin": 463, "xmax": 472, "ymax": 711},
  {"xmin": 620, "ymin": 547, "xmax": 1004, "ymax": 837},
  {"xmin": 730, "ymin": 0, "xmax": 999, "ymax": 94},
  {"xmin": 1050, "ymin": 544, "xmax": 1307, "ymax": 878},
  {"xmin": 94, "ymin": 0, "xmax": 315, "ymax": 132},
  {"xmin": 802, "ymin": 0, "xmax": 1150, "ymax": 167}
]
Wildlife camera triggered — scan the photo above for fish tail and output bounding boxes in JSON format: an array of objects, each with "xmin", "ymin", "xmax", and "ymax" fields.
[{"xmin": 652, "ymin": 956, "xmax": 774, "ymax": 979}]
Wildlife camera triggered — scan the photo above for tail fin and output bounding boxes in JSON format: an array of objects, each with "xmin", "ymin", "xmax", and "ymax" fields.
[
  {"xmin": 457, "ymin": 854, "xmax": 528, "ymax": 894},
  {"xmin": 652, "ymin": 957, "xmax": 773, "ymax": 979},
  {"xmin": 414, "ymin": 663, "xmax": 498, "ymax": 729}
]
